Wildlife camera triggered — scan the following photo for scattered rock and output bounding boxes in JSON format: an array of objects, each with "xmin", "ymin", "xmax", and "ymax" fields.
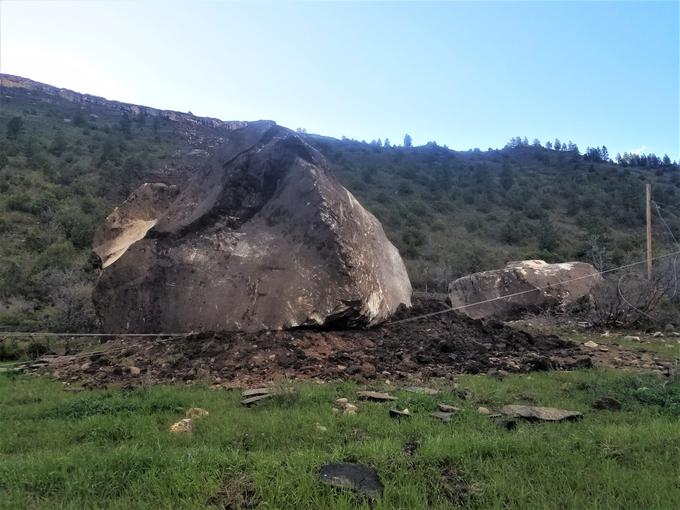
[
  {"xmin": 403, "ymin": 442, "xmax": 419, "ymax": 455},
  {"xmin": 651, "ymin": 331, "xmax": 664, "ymax": 338},
  {"xmin": 241, "ymin": 394, "xmax": 274, "ymax": 406},
  {"xmin": 584, "ymin": 341, "xmax": 598, "ymax": 348},
  {"xmin": 357, "ymin": 391, "xmax": 397, "ymax": 402},
  {"xmin": 128, "ymin": 366, "xmax": 141, "ymax": 376},
  {"xmin": 389, "ymin": 408, "xmax": 411, "ymax": 419},
  {"xmin": 186, "ymin": 407, "xmax": 209, "ymax": 419},
  {"xmin": 359, "ymin": 362, "xmax": 377, "ymax": 378},
  {"xmin": 344, "ymin": 404, "xmax": 358, "ymax": 416},
  {"xmin": 477, "ymin": 406, "xmax": 492, "ymax": 415},
  {"xmin": 592, "ymin": 396, "xmax": 622, "ymax": 411},
  {"xmin": 242, "ymin": 388, "xmax": 274, "ymax": 397},
  {"xmin": 500, "ymin": 405, "xmax": 582, "ymax": 422},
  {"xmin": 403, "ymin": 386, "xmax": 439, "ymax": 395},
  {"xmin": 315, "ymin": 423, "xmax": 328, "ymax": 433},
  {"xmin": 623, "ymin": 335, "xmax": 641, "ymax": 342},
  {"xmin": 599, "ymin": 347, "xmax": 609, "ymax": 352},
  {"xmin": 455, "ymin": 388, "xmax": 473, "ymax": 401},
  {"xmin": 498, "ymin": 369, "xmax": 510, "ymax": 379},
  {"xmin": 319, "ymin": 463, "xmax": 384, "ymax": 498},
  {"xmin": 437, "ymin": 403, "xmax": 460, "ymax": 413},
  {"xmin": 334, "ymin": 398, "xmax": 358, "ymax": 416},
  {"xmin": 600, "ymin": 331, "xmax": 610, "ymax": 337},
  {"xmin": 430, "ymin": 411, "xmax": 455, "ymax": 422},
  {"xmin": 169, "ymin": 418, "xmax": 194, "ymax": 434}
]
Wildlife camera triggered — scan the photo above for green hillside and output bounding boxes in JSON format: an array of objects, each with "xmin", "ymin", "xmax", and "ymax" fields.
[{"xmin": 0, "ymin": 75, "xmax": 678, "ymax": 331}]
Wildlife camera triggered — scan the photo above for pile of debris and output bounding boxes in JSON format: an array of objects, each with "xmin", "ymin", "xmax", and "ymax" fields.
[{"xmin": 28, "ymin": 296, "xmax": 593, "ymax": 387}]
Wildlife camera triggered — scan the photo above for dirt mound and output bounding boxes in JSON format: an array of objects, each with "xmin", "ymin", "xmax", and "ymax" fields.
[{"xmin": 32, "ymin": 297, "xmax": 593, "ymax": 387}]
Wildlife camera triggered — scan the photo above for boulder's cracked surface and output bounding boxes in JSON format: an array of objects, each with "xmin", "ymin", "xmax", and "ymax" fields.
[
  {"xmin": 448, "ymin": 260, "xmax": 601, "ymax": 320},
  {"xmin": 93, "ymin": 122, "xmax": 411, "ymax": 333}
]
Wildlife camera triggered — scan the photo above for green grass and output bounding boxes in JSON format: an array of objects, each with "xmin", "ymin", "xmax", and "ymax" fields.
[
  {"xmin": 1, "ymin": 369, "xmax": 679, "ymax": 509},
  {"xmin": 564, "ymin": 330, "xmax": 680, "ymax": 361}
]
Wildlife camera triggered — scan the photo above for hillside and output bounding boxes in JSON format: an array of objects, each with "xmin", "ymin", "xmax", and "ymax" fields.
[{"xmin": 0, "ymin": 74, "xmax": 679, "ymax": 331}]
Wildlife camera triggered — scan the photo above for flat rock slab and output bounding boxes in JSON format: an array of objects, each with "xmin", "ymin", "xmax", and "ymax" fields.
[
  {"xmin": 242, "ymin": 388, "xmax": 274, "ymax": 397},
  {"xmin": 241, "ymin": 393, "xmax": 275, "ymax": 406},
  {"xmin": 500, "ymin": 405, "xmax": 582, "ymax": 422},
  {"xmin": 357, "ymin": 391, "xmax": 397, "ymax": 402},
  {"xmin": 437, "ymin": 404, "xmax": 460, "ymax": 413},
  {"xmin": 430, "ymin": 411, "xmax": 455, "ymax": 422},
  {"xmin": 319, "ymin": 463, "xmax": 384, "ymax": 498},
  {"xmin": 403, "ymin": 386, "xmax": 439, "ymax": 395},
  {"xmin": 389, "ymin": 408, "xmax": 411, "ymax": 419}
]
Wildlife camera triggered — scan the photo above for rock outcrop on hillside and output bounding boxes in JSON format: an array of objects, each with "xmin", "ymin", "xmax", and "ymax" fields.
[
  {"xmin": 93, "ymin": 121, "xmax": 412, "ymax": 333},
  {"xmin": 448, "ymin": 260, "xmax": 601, "ymax": 320},
  {"xmin": 0, "ymin": 73, "xmax": 243, "ymax": 129}
]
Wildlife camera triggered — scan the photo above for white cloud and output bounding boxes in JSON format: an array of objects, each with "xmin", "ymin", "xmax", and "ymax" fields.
[{"xmin": 627, "ymin": 145, "xmax": 648, "ymax": 155}]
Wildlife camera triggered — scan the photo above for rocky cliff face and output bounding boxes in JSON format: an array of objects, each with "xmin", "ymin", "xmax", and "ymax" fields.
[
  {"xmin": 1, "ymin": 74, "xmax": 247, "ymax": 129},
  {"xmin": 93, "ymin": 122, "xmax": 412, "ymax": 333},
  {"xmin": 448, "ymin": 260, "xmax": 601, "ymax": 320}
]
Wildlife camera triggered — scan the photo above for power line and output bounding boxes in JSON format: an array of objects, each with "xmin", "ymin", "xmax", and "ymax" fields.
[
  {"xmin": 2, "ymin": 249, "xmax": 680, "ymax": 336},
  {"xmin": 653, "ymin": 201, "xmax": 680, "ymax": 248}
]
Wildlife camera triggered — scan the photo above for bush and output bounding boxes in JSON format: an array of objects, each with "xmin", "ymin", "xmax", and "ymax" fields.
[
  {"xmin": 0, "ymin": 339, "xmax": 21, "ymax": 361},
  {"xmin": 32, "ymin": 241, "xmax": 78, "ymax": 274},
  {"xmin": 26, "ymin": 340, "xmax": 49, "ymax": 359}
]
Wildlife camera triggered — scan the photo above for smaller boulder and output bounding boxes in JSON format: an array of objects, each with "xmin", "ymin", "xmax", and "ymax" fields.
[
  {"xmin": 170, "ymin": 418, "xmax": 194, "ymax": 434},
  {"xmin": 448, "ymin": 260, "xmax": 602, "ymax": 320},
  {"xmin": 186, "ymin": 407, "xmax": 209, "ymax": 419}
]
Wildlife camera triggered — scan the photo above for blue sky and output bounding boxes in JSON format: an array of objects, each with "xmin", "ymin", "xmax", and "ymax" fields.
[{"xmin": 1, "ymin": 1, "xmax": 678, "ymax": 159}]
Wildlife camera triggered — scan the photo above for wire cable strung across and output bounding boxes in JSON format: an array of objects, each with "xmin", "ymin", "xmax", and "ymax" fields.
[
  {"xmin": 383, "ymin": 249, "xmax": 680, "ymax": 326},
  {"xmin": 1, "ymin": 250, "xmax": 679, "ymax": 337}
]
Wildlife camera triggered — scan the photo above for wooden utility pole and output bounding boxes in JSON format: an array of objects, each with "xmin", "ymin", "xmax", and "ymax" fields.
[{"xmin": 646, "ymin": 183, "xmax": 653, "ymax": 279}]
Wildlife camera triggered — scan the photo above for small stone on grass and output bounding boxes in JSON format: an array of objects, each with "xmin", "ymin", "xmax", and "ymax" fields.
[
  {"xmin": 319, "ymin": 463, "xmax": 383, "ymax": 498},
  {"xmin": 389, "ymin": 408, "xmax": 411, "ymax": 419},
  {"xmin": 357, "ymin": 391, "xmax": 397, "ymax": 402},
  {"xmin": 170, "ymin": 418, "xmax": 194, "ymax": 434}
]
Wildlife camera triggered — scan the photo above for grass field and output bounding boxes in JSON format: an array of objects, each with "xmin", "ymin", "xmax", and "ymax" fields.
[{"xmin": 1, "ymin": 369, "xmax": 680, "ymax": 509}]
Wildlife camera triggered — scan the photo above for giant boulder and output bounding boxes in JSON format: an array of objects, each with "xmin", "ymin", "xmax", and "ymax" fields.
[
  {"xmin": 448, "ymin": 260, "xmax": 601, "ymax": 321},
  {"xmin": 93, "ymin": 122, "xmax": 411, "ymax": 333}
]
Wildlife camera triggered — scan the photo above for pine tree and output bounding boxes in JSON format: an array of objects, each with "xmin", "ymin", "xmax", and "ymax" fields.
[
  {"xmin": 403, "ymin": 134, "xmax": 412, "ymax": 148},
  {"xmin": 6, "ymin": 116, "xmax": 23, "ymax": 140},
  {"xmin": 600, "ymin": 145, "xmax": 609, "ymax": 161},
  {"xmin": 554, "ymin": 138, "xmax": 561, "ymax": 151}
]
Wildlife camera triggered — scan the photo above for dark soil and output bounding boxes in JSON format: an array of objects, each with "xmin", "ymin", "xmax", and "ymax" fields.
[{"xmin": 30, "ymin": 297, "xmax": 593, "ymax": 387}]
